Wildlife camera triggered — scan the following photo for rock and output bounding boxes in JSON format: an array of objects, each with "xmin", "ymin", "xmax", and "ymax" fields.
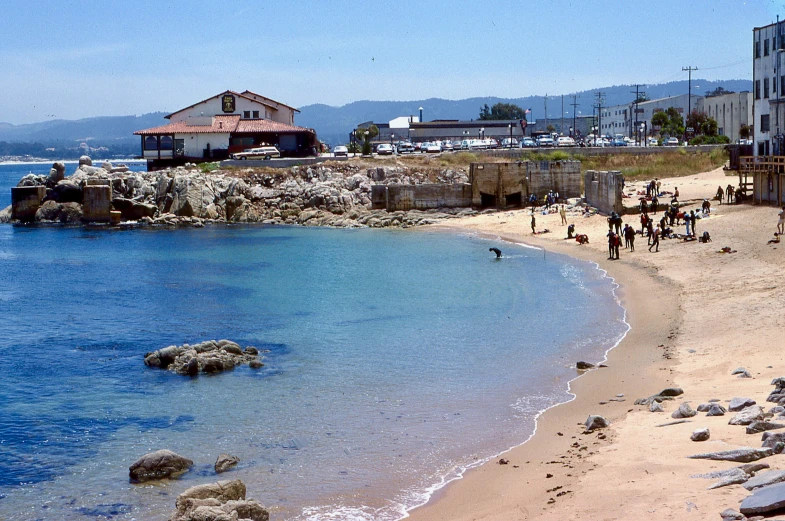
[
  {"xmin": 729, "ymin": 406, "xmax": 765, "ymax": 426},
  {"xmin": 747, "ymin": 421, "xmax": 785, "ymax": 434},
  {"xmin": 650, "ymin": 401, "xmax": 664, "ymax": 412},
  {"xmin": 744, "ymin": 470, "xmax": 785, "ymax": 491},
  {"xmin": 672, "ymin": 403, "xmax": 698, "ymax": 419},
  {"xmin": 730, "ymin": 397, "xmax": 758, "ymax": 412},
  {"xmin": 707, "ymin": 404, "xmax": 727, "ymax": 416},
  {"xmin": 732, "ymin": 367, "xmax": 748, "ymax": 375},
  {"xmin": 112, "ymin": 197, "xmax": 157, "ymax": 220},
  {"xmin": 171, "ymin": 479, "xmax": 269, "ymax": 521},
  {"xmin": 144, "ymin": 340, "xmax": 263, "ymax": 376},
  {"xmin": 691, "ymin": 428, "xmax": 710, "ymax": 441},
  {"xmin": 129, "ymin": 449, "xmax": 193, "ymax": 482},
  {"xmin": 46, "ymin": 162, "xmax": 65, "ymax": 187},
  {"xmin": 720, "ymin": 508, "xmax": 746, "ymax": 521},
  {"xmin": 687, "ymin": 447, "xmax": 774, "ymax": 463},
  {"xmin": 697, "ymin": 403, "xmax": 712, "ymax": 412},
  {"xmin": 35, "ymin": 201, "xmax": 83, "ymax": 223},
  {"xmin": 576, "ymin": 361, "xmax": 595, "ymax": 370},
  {"xmin": 584, "ymin": 415, "xmax": 609, "ymax": 432},
  {"xmin": 79, "ymin": 155, "xmax": 93, "ymax": 166},
  {"xmin": 0, "ymin": 205, "xmax": 11, "ymax": 223},
  {"xmin": 740, "ymin": 481, "xmax": 785, "ymax": 515},
  {"xmin": 215, "ymin": 454, "xmax": 240, "ymax": 474},
  {"xmin": 51, "ymin": 180, "xmax": 83, "ymax": 203},
  {"xmin": 693, "ymin": 463, "xmax": 770, "ymax": 479},
  {"xmin": 707, "ymin": 468, "xmax": 748, "ymax": 489},
  {"xmin": 659, "ymin": 387, "xmax": 684, "ymax": 397}
]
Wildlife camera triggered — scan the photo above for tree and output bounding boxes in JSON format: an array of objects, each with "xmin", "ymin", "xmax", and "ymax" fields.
[
  {"xmin": 479, "ymin": 103, "xmax": 526, "ymax": 120},
  {"xmin": 685, "ymin": 110, "xmax": 719, "ymax": 136},
  {"xmin": 705, "ymin": 86, "xmax": 734, "ymax": 98},
  {"xmin": 546, "ymin": 124, "xmax": 556, "ymax": 132},
  {"xmin": 740, "ymin": 124, "xmax": 751, "ymax": 139},
  {"xmin": 355, "ymin": 124, "xmax": 379, "ymax": 155},
  {"xmin": 634, "ymin": 94, "xmax": 650, "ymax": 104}
]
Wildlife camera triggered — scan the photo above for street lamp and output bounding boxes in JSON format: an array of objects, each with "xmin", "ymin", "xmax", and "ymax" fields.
[
  {"xmin": 419, "ymin": 106, "xmax": 423, "ymax": 123},
  {"xmin": 480, "ymin": 127, "xmax": 485, "ymax": 140},
  {"xmin": 508, "ymin": 123, "xmax": 513, "ymax": 148}
]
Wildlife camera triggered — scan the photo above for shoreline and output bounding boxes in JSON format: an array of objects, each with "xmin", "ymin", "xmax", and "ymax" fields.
[{"xmin": 404, "ymin": 166, "xmax": 785, "ymax": 520}]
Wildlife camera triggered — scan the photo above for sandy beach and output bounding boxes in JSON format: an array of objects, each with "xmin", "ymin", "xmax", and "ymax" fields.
[{"xmin": 406, "ymin": 166, "xmax": 785, "ymax": 520}]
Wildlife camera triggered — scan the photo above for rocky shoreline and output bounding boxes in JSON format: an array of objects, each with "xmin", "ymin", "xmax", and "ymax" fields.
[{"xmin": 0, "ymin": 157, "xmax": 480, "ymax": 228}]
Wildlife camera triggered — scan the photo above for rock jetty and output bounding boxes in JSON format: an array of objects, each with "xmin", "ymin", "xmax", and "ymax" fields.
[
  {"xmin": 1, "ymin": 159, "xmax": 477, "ymax": 228},
  {"xmin": 144, "ymin": 340, "xmax": 263, "ymax": 376}
]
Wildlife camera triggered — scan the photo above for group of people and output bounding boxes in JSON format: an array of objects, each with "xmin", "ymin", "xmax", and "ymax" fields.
[{"xmin": 716, "ymin": 184, "xmax": 743, "ymax": 205}]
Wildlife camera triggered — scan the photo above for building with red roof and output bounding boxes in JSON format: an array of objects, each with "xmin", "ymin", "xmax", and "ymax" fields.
[{"xmin": 134, "ymin": 90, "xmax": 317, "ymax": 169}]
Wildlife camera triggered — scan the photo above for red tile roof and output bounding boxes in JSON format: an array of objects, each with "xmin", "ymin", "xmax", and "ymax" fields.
[
  {"xmin": 134, "ymin": 115, "xmax": 240, "ymax": 135},
  {"xmin": 235, "ymin": 119, "xmax": 313, "ymax": 133}
]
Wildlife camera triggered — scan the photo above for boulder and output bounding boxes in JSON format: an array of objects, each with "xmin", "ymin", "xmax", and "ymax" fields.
[
  {"xmin": 112, "ymin": 197, "xmax": 157, "ymax": 220},
  {"xmin": 35, "ymin": 201, "xmax": 83, "ymax": 223},
  {"xmin": 691, "ymin": 428, "xmax": 710, "ymax": 441},
  {"xmin": 744, "ymin": 469, "xmax": 785, "ymax": 491},
  {"xmin": 740, "ymin": 481, "xmax": 785, "ymax": 515},
  {"xmin": 696, "ymin": 403, "xmax": 712, "ymax": 412},
  {"xmin": 215, "ymin": 454, "xmax": 240, "ymax": 474},
  {"xmin": 672, "ymin": 403, "xmax": 697, "ymax": 419},
  {"xmin": 707, "ymin": 404, "xmax": 727, "ymax": 416},
  {"xmin": 584, "ymin": 415, "xmax": 609, "ymax": 432},
  {"xmin": 576, "ymin": 361, "xmax": 595, "ymax": 370},
  {"xmin": 78, "ymin": 155, "xmax": 93, "ymax": 166},
  {"xmin": 707, "ymin": 467, "xmax": 748, "ymax": 489},
  {"xmin": 169, "ymin": 175, "xmax": 217, "ymax": 217},
  {"xmin": 650, "ymin": 401, "xmax": 664, "ymax": 413},
  {"xmin": 0, "ymin": 205, "xmax": 11, "ymax": 223},
  {"xmin": 687, "ymin": 447, "xmax": 773, "ymax": 463},
  {"xmin": 144, "ymin": 340, "xmax": 262, "ymax": 376},
  {"xmin": 129, "ymin": 449, "xmax": 193, "ymax": 482},
  {"xmin": 46, "ymin": 162, "xmax": 65, "ymax": 187},
  {"xmin": 729, "ymin": 405, "xmax": 765, "ymax": 426},
  {"xmin": 659, "ymin": 387, "xmax": 684, "ymax": 397},
  {"xmin": 730, "ymin": 397, "xmax": 757, "ymax": 412},
  {"xmin": 731, "ymin": 367, "xmax": 748, "ymax": 375},
  {"xmin": 51, "ymin": 180, "xmax": 83, "ymax": 203},
  {"xmin": 747, "ymin": 421, "xmax": 785, "ymax": 435},
  {"xmin": 171, "ymin": 479, "xmax": 269, "ymax": 521},
  {"xmin": 720, "ymin": 508, "xmax": 746, "ymax": 521}
]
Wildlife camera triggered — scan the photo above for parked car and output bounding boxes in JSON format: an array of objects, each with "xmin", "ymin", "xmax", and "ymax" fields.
[
  {"xmin": 397, "ymin": 142, "xmax": 414, "ymax": 153},
  {"xmin": 452, "ymin": 140, "xmax": 463, "ymax": 150},
  {"xmin": 611, "ymin": 138, "xmax": 627, "ymax": 147},
  {"xmin": 557, "ymin": 137, "xmax": 575, "ymax": 147},
  {"xmin": 502, "ymin": 138, "xmax": 519, "ymax": 148},
  {"xmin": 377, "ymin": 143, "xmax": 394, "ymax": 155},
  {"xmin": 333, "ymin": 145, "xmax": 348, "ymax": 157},
  {"xmin": 647, "ymin": 138, "xmax": 659, "ymax": 146},
  {"xmin": 664, "ymin": 137, "xmax": 680, "ymax": 146},
  {"xmin": 485, "ymin": 139, "xmax": 499, "ymax": 149},
  {"xmin": 441, "ymin": 141, "xmax": 454, "ymax": 151},
  {"xmin": 424, "ymin": 142, "xmax": 442, "ymax": 153},
  {"xmin": 521, "ymin": 137, "xmax": 537, "ymax": 148},
  {"xmin": 232, "ymin": 145, "xmax": 281, "ymax": 160},
  {"xmin": 536, "ymin": 136, "xmax": 554, "ymax": 147}
]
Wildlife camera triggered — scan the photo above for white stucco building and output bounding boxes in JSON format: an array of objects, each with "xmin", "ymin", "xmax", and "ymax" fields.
[
  {"xmin": 599, "ymin": 94, "xmax": 704, "ymax": 139},
  {"xmin": 704, "ymin": 91, "xmax": 752, "ymax": 144},
  {"xmin": 752, "ymin": 21, "xmax": 785, "ymax": 156}
]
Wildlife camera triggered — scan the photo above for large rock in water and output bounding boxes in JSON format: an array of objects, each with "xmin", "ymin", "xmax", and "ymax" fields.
[
  {"xmin": 112, "ymin": 197, "xmax": 157, "ymax": 220},
  {"xmin": 740, "ymin": 481, "xmax": 785, "ymax": 515},
  {"xmin": 35, "ymin": 201, "xmax": 83, "ymax": 223},
  {"xmin": 129, "ymin": 449, "xmax": 193, "ymax": 482},
  {"xmin": 46, "ymin": 162, "xmax": 65, "ymax": 188},
  {"xmin": 171, "ymin": 479, "xmax": 269, "ymax": 521},
  {"xmin": 215, "ymin": 454, "xmax": 240, "ymax": 474},
  {"xmin": 144, "ymin": 340, "xmax": 263, "ymax": 376}
]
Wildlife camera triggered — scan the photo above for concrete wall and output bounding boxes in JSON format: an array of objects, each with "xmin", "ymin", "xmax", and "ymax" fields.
[
  {"xmin": 705, "ymin": 91, "xmax": 752, "ymax": 143},
  {"xmin": 469, "ymin": 161, "xmax": 581, "ymax": 208},
  {"xmin": 584, "ymin": 170, "xmax": 624, "ymax": 215},
  {"xmin": 83, "ymin": 184, "xmax": 112, "ymax": 222},
  {"xmin": 11, "ymin": 186, "xmax": 46, "ymax": 221},
  {"xmin": 481, "ymin": 144, "xmax": 727, "ymax": 159},
  {"xmin": 379, "ymin": 184, "xmax": 472, "ymax": 211}
]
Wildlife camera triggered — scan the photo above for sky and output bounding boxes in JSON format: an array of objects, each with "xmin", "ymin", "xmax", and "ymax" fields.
[{"xmin": 1, "ymin": 0, "xmax": 783, "ymax": 125}]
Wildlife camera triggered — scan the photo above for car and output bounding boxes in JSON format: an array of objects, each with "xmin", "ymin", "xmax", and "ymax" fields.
[
  {"xmin": 557, "ymin": 137, "xmax": 575, "ymax": 147},
  {"xmin": 502, "ymin": 138, "xmax": 519, "ymax": 148},
  {"xmin": 333, "ymin": 145, "xmax": 348, "ymax": 157},
  {"xmin": 232, "ymin": 145, "xmax": 281, "ymax": 160},
  {"xmin": 536, "ymin": 136, "xmax": 554, "ymax": 147},
  {"xmin": 452, "ymin": 140, "xmax": 463, "ymax": 150},
  {"xmin": 397, "ymin": 142, "xmax": 414, "ymax": 153},
  {"xmin": 441, "ymin": 141, "xmax": 454, "ymax": 151},
  {"xmin": 425, "ymin": 142, "xmax": 442, "ymax": 153},
  {"xmin": 460, "ymin": 139, "xmax": 472, "ymax": 150},
  {"xmin": 664, "ymin": 137, "xmax": 680, "ymax": 146},
  {"xmin": 521, "ymin": 137, "xmax": 537, "ymax": 148},
  {"xmin": 611, "ymin": 138, "xmax": 627, "ymax": 147},
  {"xmin": 485, "ymin": 138, "xmax": 499, "ymax": 149},
  {"xmin": 647, "ymin": 138, "xmax": 659, "ymax": 146},
  {"xmin": 377, "ymin": 143, "xmax": 394, "ymax": 155}
]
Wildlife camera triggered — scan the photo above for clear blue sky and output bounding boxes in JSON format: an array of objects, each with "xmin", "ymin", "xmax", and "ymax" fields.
[{"xmin": 0, "ymin": 0, "xmax": 782, "ymax": 124}]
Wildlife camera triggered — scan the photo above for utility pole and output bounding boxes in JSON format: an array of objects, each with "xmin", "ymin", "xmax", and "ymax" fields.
[
  {"xmin": 594, "ymin": 91, "xmax": 606, "ymax": 144},
  {"xmin": 682, "ymin": 66, "xmax": 698, "ymax": 143},
  {"xmin": 561, "ymin": 94, "xmax": 564, "ymax": 135},
  {"xmin": 544, "ymin": 93, "xmax": 548, "ymax": 131},
  {"xmin": 570, "ymin": 94, "xmax": 579, "ymax": 138},
  {"xmin": 631, "ymin": 84, "xmax": 646, "ymax": 145}
]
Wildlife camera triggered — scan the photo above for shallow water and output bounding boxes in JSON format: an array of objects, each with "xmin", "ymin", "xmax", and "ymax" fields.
[{"xmin": 0, "ymin": 164, "xmax": 627, "ymax": 521}]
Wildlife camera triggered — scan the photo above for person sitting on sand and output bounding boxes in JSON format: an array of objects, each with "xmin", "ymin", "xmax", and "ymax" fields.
[
  {"xmin": 719, "ymin": 246, "xmax": 737, "ymax": 253},
  {"xmin": 768, "ymin": 235, "xmax": 781, "ymax": 245},
  {"xmin": 699, "ymin": 231, "xmax": 712, "ymax": 243},
  {"xmin": 576, "ymin": 234, "xmax": 589, "ymax": 245},
  {"xmin": 489, "ymin": 247, "xmax": 502, "ymax": 258},
  {"xmin": 567, "ymin": 223, "xmax": 575, "ymax": 239}
]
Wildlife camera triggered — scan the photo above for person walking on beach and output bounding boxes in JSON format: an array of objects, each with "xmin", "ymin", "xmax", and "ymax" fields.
[
  {"xmin": 607, "ymin": 231, "xmax": 619, "ymax": 260},
  {"xmin": 651, "ymin": 195, "xmax": 658, "ymax": 214},
  {"xmin": 647, "ymin": 218, "xmax": 655, "ymax": 245},
  {"xmin": 778, "ymin": 205, "xmax": 785, "ymax": 235},
  {"xmin": 690, "ymin": 210, "xmax": 697, "ymax": 237},
  {"xmin": 559, "ymin": 204, "xmax": 567, "ymax": 225},
  {"xmin": 649, "ymin": 225, "xmax": 660, "ymax": 252},
  {"xmin": 727, "ymin": 184, "xmax": 734, "ymax": 204},
  {"xmin": 684, "ymin": 211, "xmax": 691, "ymax": 237},
  {"xmin": 622, "ymin": 224, "xmax": 630, "ymax": 249},
  {"xmin": 717, "ymin": 186, "xmax": 725, "ymax": 204},
  {"xmin": 531, "ymin": 213, "xmax": 536, "ymax": 234}
]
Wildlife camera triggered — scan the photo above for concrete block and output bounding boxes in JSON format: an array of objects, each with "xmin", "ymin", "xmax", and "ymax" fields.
[
  {"xmin": 11, "ymin": 186, "xmax": 46, "ymax": 221},
  {"xmin": 82, "ymin": 185, "xmax": 112, "ymax": 222},
  {"xmin": 110, "ymin": 211, "xmax": 122, "ymax": 225},
  {"xmin": 85, "ymin": 178, "xmax": 110, "ymax": 186}
]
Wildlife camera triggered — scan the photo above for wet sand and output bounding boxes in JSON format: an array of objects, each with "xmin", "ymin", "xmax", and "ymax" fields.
[{"xmin": 406, "ymin": 166, "xmax": 785, "ymax": 520}]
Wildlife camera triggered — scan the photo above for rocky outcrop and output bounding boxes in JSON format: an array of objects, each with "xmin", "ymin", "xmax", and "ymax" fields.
[
  {"xmin": 171, "ymin": 479, "xmax": 269, "ymax": 521},
  {"xmin": 688, "ymin": 447, "xmax": 774, "ymax": 463},
  {"xmin": 129, "ymin": 449, "xmax": 193, "ymax": 482},
  {"xmin": 215, "ymin": 454, "xmax": 240, "ymax": 474},
  {"xmin": 144, "ymin": 340, "xmax": 263, "ymax": 376},
  {"xmin": 35, "ymin": 201, "xmax": 83, "ymax": 223},
  {"xmin": 6, "ymin": 159, "xmax": 477, "ymax": 228}
]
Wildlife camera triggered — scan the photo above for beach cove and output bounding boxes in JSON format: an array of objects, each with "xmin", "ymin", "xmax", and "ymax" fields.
[{"xmin": 407, "ymin": 166, "xmax": 785, "ymax": 520}]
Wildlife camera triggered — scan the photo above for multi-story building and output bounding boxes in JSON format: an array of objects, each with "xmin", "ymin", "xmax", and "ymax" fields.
[
  {"xmin": 599, "ymin": 94, "xmax": 703, "ymax": 140},
  {"xmin": 752, "ymin": 20, "xmax": 785, "ymax": 156},
  {"xmin": 704, "ymin": 91, "xmax": 752, "ymax": 144}
]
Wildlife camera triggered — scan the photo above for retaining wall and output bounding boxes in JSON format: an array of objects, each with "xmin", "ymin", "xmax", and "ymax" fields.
[
  {"xmin": 584, "ymin": 170, "xmax": 624, "ymax": 215},
  {"xmin": 376, "ymin": 183, "xmax": 472, "ymax": 211},
  {"xmin": 469, "ymin": 161, "xmax": 581, "ymax": 208}
]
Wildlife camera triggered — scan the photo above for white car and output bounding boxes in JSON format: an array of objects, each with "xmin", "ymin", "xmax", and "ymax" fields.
[
  {"xmin": 333, "ymin": 145, "xmax": 348, "ymax": 157},
  {"xmin": 502, "ymin": 138, "xmax": 519, "ymax": 148},
  {"xmin": 425, "ymin": 142, "xmax": 442, "ymax": 153},
  {"xmin": 441, "ymin": 141, "xmax": 454, "ymax": 151},
  {"xmin": 377, "ymin": 143, "xmax": 394, "ymax": 155},
  {"xmin": 647, "ymin": 138, "xmax": 659, "ymax": 146},
  {"xmin": 664, "ymin": 137, "xmax": 680, "ymax": 146},
  {"xmin": 557, "ymin": 137, "xmax": 575, "ymax": 147},
  {"xmin": 232, "ymin": 145, "xmax": 281, "ymax": 160},
  {"xmin": 536, "ymin": 136, "xmax": 554, "ymax": 147}
]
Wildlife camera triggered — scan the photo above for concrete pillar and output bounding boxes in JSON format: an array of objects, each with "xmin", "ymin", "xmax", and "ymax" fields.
[
  {"xmin": 11, "ymin": 186, "xmax": 46, "ymax": 221},
  {"xmin": 82, "ymin": 184, "xmax": 112, "ymax": 222}
]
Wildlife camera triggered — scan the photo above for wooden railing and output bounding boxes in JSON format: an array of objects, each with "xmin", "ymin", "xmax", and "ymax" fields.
[{"xmin": 739, "ymin": 156, "xmax": 785, "ymax": 172}]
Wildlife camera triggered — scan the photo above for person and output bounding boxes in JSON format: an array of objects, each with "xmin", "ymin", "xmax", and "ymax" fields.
[
  {"xmin": 649, "ymin": 224, "xmax": 660, "ymax": 252},
  {"xmin": 625, "ymin": 223, "xmax": 636, "ymax": 252},
  {"xmin": 607, "ymin": 231, "xmax": 618, "ymax": 260},
  {"xmin": 673, "ymin": 186, "xmax": 680, "ymax": 201},
  {"xmin": 727, "ymin": 184, "xmax": 734, "ymax": 204},
  {"xmin": 702, "ymin": 199, "xmax": 711, "ymax": 214},
  {"xmin": 622, "ymin": 224, "xmax": 631, "ymax": 249},
  {"xmin": 717, "ymin": 186, "xmax": 725, "ymax": 204},
  {"xmin": 656, "ymin": 179, "xmax": 661, "ymax": 195},
  {"xmin": 690, "ymin": 210, "xmax": 697, "ymax": 237},
  {"xmin": 735, "ymin": 186, "xmax": 743, "ymax": 204},
  {"xmin": 651, "ymin": 195, "xmax": 659, "ymax": 215},
  {"xmin": 640, "ymin": 213, "xmax": 649, "ymax": 235},
  {"xmin": 489, "ymin": 247, "xmax": 502, "ymax": 258},
  {"xmin": 778, "ymin": 205, "xmax": 785, "ymax": 235},
  {"xmin": 647, "ymin": 218, "xmax": 655, "ymax": 245},
  {"xmin": 529, "ymin": 193, "xmax": 537, "ymax": 207},
  {"xmin": 576, "ymin": 234, "xmax": 589, "ymax": 244},
  {"xmin": 531, "ymin": 213, "xmax": 536, "ymax": 234},
  {"xmin": 684, "ymin": 210, "xmax": 691, "ymax": 236},
  {"xmin": 640, "ymin": 199, "xmax": 649, "ymax": 215},
  {"xmin": 612, "ymin": 231, "xmax": 620, "ymax": 259},
  {"xmin": 554, "ymin": 191, "xmax": 560, "ymax": 204},
  {"xmin": 567, "ymin": 223, "xmax": 575, "ymax": 239},
  {"xmin": 559, "ymin": 204, "xmax": 567, "ymax": 225}
]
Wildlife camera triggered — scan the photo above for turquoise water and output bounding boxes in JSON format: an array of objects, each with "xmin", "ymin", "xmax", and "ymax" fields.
[{"xmin": 0, "ymin": 164, "xmax": 627, "ymax": 521}]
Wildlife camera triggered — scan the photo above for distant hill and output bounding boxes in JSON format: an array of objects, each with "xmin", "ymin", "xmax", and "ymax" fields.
[
  {"xmin": 0, "ymin": 112, "xmax": 168, "ymax": 145},
  {"xmin": 297, "ymin": 79, "xmax": 752, "ymax": 146}
]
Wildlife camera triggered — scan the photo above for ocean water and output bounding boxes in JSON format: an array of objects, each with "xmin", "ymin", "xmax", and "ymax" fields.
[{"xmin": 0, "ymin": 163, "xmax": 627, "ymax": 521}]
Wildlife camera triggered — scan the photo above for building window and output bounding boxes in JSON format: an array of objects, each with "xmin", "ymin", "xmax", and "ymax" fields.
[
  {"xmin": 756, "ymin": 80, "xmax": 761, "ymax": 99},
  {"xmin": 144, "ymin": 136, "xmax": 158, "ymax": 150},
  {"xmin": 765, "ymin": 38, "xmax": 770, "ymax": 56},
  {"xmin": 160, "ymin": 136, "xmax": 173, "ymax": 150},
  {"xmin": 252, "ymin": 110, "xmax": 259, "ymax": 119},
  {"xmin": 762, "ymin": 114, "xmax": 770, "ymax": 133},
  {"xmin": 756, "ymin": 40, "xmax": 761, "ymax": 58},
  {"xmin": 243, "ymin": 111, "xmax": 251, "ymax": 118},
  {"xmin": 765, "ymin": 78, "xmax": 770, "ymax": 99},
  {"xmin": 719, "ymin": 127, "xmax": 724, "ymax": 136}
]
